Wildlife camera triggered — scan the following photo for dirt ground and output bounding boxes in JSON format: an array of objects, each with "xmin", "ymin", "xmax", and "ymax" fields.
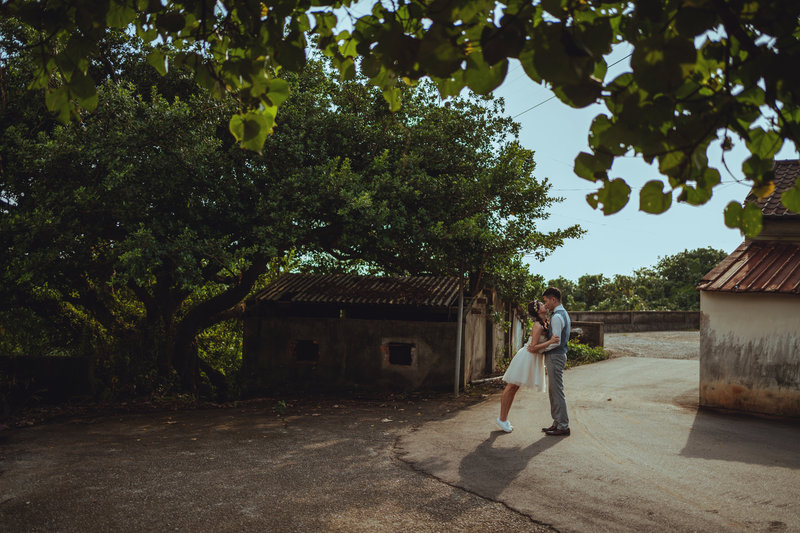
[
  {"xmin": 0, "ymin": 332, "xmax": 700, "ymax": 532},
  {"xmin": 1, "ymin": 387, "xmax": 554, "ymax": 532}
]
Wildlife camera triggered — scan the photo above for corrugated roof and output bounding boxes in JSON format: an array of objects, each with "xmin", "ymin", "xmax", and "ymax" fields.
[
  {"xmin": 745, "ymin": 159, "xmax": 800, "ymax": 217},
  {"xmin": 697, "ymin": 240, "xmax": 800, "ymax": 294},
  {"xmin": 252, "ymin": 274, "xmax": 462, "ymax": 307}
]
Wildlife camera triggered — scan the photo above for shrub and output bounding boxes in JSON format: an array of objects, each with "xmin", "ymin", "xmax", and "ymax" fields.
[{"xmin": 566, "ymin": 340, "xmax": 609, "ymax": 368}]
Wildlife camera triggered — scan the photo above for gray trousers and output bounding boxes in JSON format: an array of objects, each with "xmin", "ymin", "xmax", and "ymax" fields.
[{"xmin": 545, "ymin": 352, "xmax": 569, "ymax": 429}]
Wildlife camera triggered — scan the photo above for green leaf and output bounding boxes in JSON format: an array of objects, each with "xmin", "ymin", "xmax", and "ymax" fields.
[
  {"xmin": 418, "ymin": 30, "xmax": 463, "ymax": 78},
  {"xmin": 156, "ymin": 11, "xmax": 185, "ymax": 33},
  {"xmin": 746, "ymin": 127, "xmax": 783, "ymax": 160},
  {"xmin": 741, "ymin": 203, "xmax": 762, "ymax": 238},
  {"xmin": 724, "ymin": 201, "xmax": 743, "ymax": 229},
  {"xmin": 630, "ymin": 35, "xmax": 696, "ymax": 93},
  {"xmin": 45, "ymin": 86, "xmax": 71, "ymax": 123},
  {"xmin": 465, "ymin": 54, "xmax": 508, "ymax": 94},
  {"xmin": 659, "ymin": 151, "xmax": 687, "ymax": 176},
  {"xmin": 587, "ymin": 115, "xmax": 629, "ymax": 156},
  {"xmin": 433, "ymin": 71, "xmax": 466, "ymax": 99},
  {"xmin": 741, "ymin": 154, "xmax": 773, "ymax": 181},
  {"xmin": 677, "ymin": 184, "xmax": 712, "ymax": 206},
  {"xmin": 69, "ymin": 71, "xmax": 96, "ymax": 102},
  {"xmin": 276, "ymin": 39, "xmax": 307, "ymax": 72},
  {"xmin": 596, "ymin": 178, "xmax": 631, "ymax": 215},
  {"xmin": 573, "ymin": 151, "xmax": 610, "ymax": 182},
  {"xmin": 553, "ymin": 81, "xmax": 602, "ymax": 108},
  {"xmin": 518, "ymin": 45, "xmax": 542, "ymax": 83},
  {"xmin": 106, "ymin": 4, "xmax": 137, "ymax": 28},
  {"xmin": 147, "ymin": 50, "xmax": 168, "ymax": 76},
  {"xmin": 382, "ymin": 86, "xmax": 401, "ymax": 111},
  {"xmin": 228, "ymin": 108, "xmax": 277, "ymax": 152},
  {"xmin": 481, "ymin": 20, "xmax": 525, "ymax": 65},
  {"xmin": 639, "ymin": 180, "xmax": 672, "ymax": 214},
  {"xmin": 313, "ymin": 11, "xmax": 338, "ymax": 34},
  {"xmin": 266, "ymin": 78, "xmax": 290, "ymax": 107},
  {"xmin": 781, "ymin": 177, "xmax": 800, "ymax": 213}
]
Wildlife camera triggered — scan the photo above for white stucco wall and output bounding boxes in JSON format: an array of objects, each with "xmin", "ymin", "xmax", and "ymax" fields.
[{"xmin": 700, "ymin": 291, "xmax": 800, "ymax": 416}]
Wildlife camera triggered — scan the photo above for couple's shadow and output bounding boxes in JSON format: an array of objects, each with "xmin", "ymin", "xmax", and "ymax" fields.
[{"xmin": 457, "ymin": 430, "xmax": 561, "ymax": 499}]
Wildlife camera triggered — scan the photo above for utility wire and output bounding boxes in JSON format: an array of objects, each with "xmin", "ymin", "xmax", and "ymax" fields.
[{"xmin": 512, "ymin": 53, "xmax": 633, "ymax": 119}]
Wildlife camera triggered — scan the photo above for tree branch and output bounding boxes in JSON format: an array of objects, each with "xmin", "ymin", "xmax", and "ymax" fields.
[{"xmin": 177, "ymin": 253, "xmax": 268, "ymax": 337}]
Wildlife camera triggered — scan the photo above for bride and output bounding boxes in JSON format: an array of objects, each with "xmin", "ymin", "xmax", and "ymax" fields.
[{"xmin": 495, "ymin": 300, "xmax": 560, "ymax": 433}]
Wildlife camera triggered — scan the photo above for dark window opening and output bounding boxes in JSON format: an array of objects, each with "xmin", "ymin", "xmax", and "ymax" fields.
[
  {"xmin": 293, "ymin": 340, "xmax": 319, "ymax": 362},
  {"xmin": 388, "ymin": 342, "xmax": 413, "ymax": 366}
]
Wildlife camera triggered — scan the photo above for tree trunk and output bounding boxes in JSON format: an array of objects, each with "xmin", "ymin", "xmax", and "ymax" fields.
[{"xmin": 165, "ymin": 254, "xmax": 268, "ymax": 397}]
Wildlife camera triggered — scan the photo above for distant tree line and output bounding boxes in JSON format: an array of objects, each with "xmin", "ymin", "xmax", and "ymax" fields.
[{"xmin": 546, "ymin": 247, "xmax": 728, "ymax": 312}]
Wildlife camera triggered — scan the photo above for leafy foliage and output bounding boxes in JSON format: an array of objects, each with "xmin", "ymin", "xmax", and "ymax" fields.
[
  {"xmin": 1, "ymin": 31, "xmax": 578, "ymax": 398},
  {"xmin": 4, "ymin": 0, "xmax": 800, "ymax": 234}
]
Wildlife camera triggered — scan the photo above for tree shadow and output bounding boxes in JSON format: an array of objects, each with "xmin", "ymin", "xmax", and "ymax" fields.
[
  {"xmin": 679, "ymin": 408, "xmax": 800, "ymax": 468},
  {"xmin": 457, "ymin": 430, "xmax": 561, "ymax": 500}
]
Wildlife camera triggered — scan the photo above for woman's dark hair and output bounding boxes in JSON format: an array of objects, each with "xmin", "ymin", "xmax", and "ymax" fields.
[{"xmin": 527, "ymin": 301, "xmax": 549, "ymax": 332}]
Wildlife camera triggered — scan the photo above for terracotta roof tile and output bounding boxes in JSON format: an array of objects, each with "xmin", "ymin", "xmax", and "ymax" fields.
[{"xmin": 745, "ymin": 159, "xmax": 800, "ymax": 217}]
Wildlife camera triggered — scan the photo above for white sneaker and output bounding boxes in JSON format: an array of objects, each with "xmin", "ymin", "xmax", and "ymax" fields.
[{"xmin": 496, "ymin": 417, "xmax": 513, "ymax": 433}]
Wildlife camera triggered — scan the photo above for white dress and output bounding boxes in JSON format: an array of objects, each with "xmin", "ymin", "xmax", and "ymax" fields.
[{"xmin": 502, "ymin": 335, "xmax": 547, "ymax": 392}]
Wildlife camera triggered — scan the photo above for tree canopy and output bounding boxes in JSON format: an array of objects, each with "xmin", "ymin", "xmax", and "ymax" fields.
[
  {"xmin": 1, "ymin": 29, "xmax": 578, "ymax": 396},
  {"xmin": 3, "ymin": 0, "xmax": 800, "ymax": 234}
]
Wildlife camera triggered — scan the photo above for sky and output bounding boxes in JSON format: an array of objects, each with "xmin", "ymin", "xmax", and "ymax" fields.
[{"xmin": 491, "ymin": 50, "xmax": 798, "ymax": 282}]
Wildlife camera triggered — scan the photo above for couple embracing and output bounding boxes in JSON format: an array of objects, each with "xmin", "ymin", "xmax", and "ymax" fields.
[{"xmin": 496, "ymin": 287, "xmax": 571, "ymax": 437}]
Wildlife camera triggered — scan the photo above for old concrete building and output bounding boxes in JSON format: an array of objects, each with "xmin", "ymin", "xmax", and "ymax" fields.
[
  {"xmin": 697, "ymin": 160, "xmax": 800, "ymax": 416},
  {"xmin": 242, "ymin": 274, "xmax": 520, "ymax": 393}
]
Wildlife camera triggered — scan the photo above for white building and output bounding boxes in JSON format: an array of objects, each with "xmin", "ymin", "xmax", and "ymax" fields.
[{"xmin": 697, "ymin": 160, "xmax": 800, "ymax": 416}]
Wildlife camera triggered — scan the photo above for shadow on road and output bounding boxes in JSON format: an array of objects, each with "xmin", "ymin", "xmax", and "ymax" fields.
[
  {"xmin": 457, "ymin": 431, "xmax": 561, "ymax": 499},
  {"xmin": 680, "ymin": 409, "xmax": 800, "ymax": 468}
]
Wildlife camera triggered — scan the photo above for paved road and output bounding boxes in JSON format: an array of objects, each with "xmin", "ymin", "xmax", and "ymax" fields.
[{"xmin": 398, "ymin": 356, "xmax": 800, "ymax": 532}]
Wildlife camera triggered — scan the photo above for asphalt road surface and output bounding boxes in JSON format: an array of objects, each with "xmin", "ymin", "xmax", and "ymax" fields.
[
  {"xmin": 398, "ymin": 354, "xmax": 800, "ymax": 532},
  {"xmin": 3, "ymin": 331, "xmax": 798, "ymax": 532}
]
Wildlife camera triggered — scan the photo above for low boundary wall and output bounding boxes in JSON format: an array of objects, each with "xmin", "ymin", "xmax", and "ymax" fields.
[
  {"xmin": 571, "ymin": 321, "xmax": 604, "ymax": 347},
  {"xmin": 569, "ymin": 311, "xmax": 699, "ymax": 333},
  {"xmin": 1, "ymin": 356, "xmax": 94, "ymax": 415}
]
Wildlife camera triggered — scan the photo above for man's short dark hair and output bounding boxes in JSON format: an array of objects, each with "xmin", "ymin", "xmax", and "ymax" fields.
[{"xmin": 543, "ymin": 287, "xmax": 562, "ymax": 301}]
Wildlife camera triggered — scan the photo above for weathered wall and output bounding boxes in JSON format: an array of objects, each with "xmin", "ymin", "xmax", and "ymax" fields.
[
  {"xmin": 569, "ymin": 311, "xmax": 699, "ymax": 332},
  {"xmin": 571, "ymin": 321, "xmax": 604, "ymax": 347},
  {"xmin": 243, "ymin": 316, "xmax": 459, "ymax": 393},
  {"xmin": 509, "ymin": 305, "xmax": 527, "ymax": 364},
  {"xmin": 699, "ymin": 292, "xmax": 800, "ymax": 417},
  {"xmin": 491, "ymin": 292, "xmax": 508, "ymax": 375},
  {"xmin": 464, "ymin": 300, "xmax": 486, "ymax": 385}
]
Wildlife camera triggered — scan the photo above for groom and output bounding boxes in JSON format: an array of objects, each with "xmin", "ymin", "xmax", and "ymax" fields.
[{"xmin": 541, "ymin": 287, "xmax": 571, "ymax": 436}]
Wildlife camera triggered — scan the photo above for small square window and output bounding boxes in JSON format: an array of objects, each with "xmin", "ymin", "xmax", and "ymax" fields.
[
  {"xmin": 293, "ymin": 340, "xmax": 319, "ymax": 362},
  {"xmin": 387, "ymin": 342, "xmax": 413, "ymax": 366}
]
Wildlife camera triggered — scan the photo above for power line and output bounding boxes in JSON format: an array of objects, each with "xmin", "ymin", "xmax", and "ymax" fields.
[{"xmin": 512, "ymin": 53, "xmax": 633, "ymax": 119}]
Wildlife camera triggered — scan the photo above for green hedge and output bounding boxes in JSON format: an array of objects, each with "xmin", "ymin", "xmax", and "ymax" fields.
[{"xmin": 566, "ymin": 340, "xmax": 609, "ymax": 368}]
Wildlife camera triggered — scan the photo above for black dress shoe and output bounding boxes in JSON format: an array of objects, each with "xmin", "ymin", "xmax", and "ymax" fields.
[
  {"xmin": 545, "ymin": 428, "xmax": 570, "ymax": 436},
  {"xmin": 541, "ymin": 424, "xmax": 557, "ymax": 432}
]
